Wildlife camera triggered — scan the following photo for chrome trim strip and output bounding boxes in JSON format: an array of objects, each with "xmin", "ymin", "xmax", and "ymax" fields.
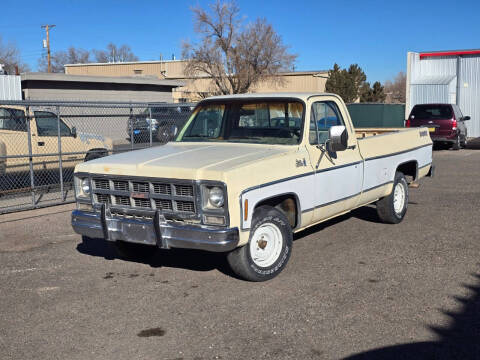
[{"xmin": 300, "ymin": 181, "xmax": 393, "ymax": 213}]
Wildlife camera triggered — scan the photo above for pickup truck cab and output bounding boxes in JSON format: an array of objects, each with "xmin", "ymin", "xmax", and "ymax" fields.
[
  {"xmin": 72, "ymin": 93, "xmax": 433, "ymax": 281},
  {"xmin": 0, "ymin": 105, "xmax": 112, "ymax": 175}
]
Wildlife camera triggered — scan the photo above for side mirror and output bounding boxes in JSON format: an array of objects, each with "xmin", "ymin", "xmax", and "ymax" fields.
[
  {"xmin": 71, "ymin": 126, "xmax": 77, "ymax": 138},
  {"xmin": 327, "ymin": 125, "xmax": 348, "ymax": 152},
  {"xmin": 462, "ymin": 116, "xmax": 471, "ymax": 121}
]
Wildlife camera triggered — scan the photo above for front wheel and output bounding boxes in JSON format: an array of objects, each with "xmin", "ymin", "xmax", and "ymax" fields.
[
  {"xmin": 227, "ymin": 206, "xmax": 292, "ymax": 282},
  {"xmin": 376, "ymin": 171, "xmax": 409, "ymax": 224}
]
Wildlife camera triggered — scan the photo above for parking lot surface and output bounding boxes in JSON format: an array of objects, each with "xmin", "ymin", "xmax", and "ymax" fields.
[{"xmin": 1, "ymin": 148, "xmax": 480, "ymax": 360}]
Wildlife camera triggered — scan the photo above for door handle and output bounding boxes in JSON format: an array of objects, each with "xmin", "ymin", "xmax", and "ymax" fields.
[{"xmin": 38, "ymin": 141, "xmax": 45, "ymax": 146}]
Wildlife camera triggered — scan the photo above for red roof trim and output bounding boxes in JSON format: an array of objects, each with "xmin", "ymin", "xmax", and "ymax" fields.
[{"xmin": 420, "ymin": 50, "xmax": 480, "ymax": 59}]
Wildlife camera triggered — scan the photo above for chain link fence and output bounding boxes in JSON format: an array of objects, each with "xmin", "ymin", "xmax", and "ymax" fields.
[{"xmin": 0, "ymin": 100, "xmax": 195, "ymax": 214}]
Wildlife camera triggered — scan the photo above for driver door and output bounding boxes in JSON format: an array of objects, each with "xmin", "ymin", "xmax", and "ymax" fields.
[
  {"xmin": 306, "ymin": 99, "xmax": 363, "ymax": 223},
  {"xmin": 32, "ymin": 110, "xmax": 78, "ymax": 172}
]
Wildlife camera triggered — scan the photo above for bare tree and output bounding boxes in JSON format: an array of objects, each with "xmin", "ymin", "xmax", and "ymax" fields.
[
  {"xmin": 384, "ymin": 71, "xmax": 406, "ymax": 103},
  {"xmin": 38, "ymin": 47, "xmax": 91, "ymax": 73},
  {"xmin": 182, "ymin": 0, "xmax": 296, "ymax": 96},
  {"xmin": 93, "ymin": 43, "xmax": 139, "ymax": 63},
  {"xmin": 0, "ymin": 36, "xmax": 30, "ymax": 74}
]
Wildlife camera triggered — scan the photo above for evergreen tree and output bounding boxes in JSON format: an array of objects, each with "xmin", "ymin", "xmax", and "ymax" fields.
[
  {"xmin": 325, "ymin": 63, "xmax": 367, "ymax": 103},
  {"xmin": 360, "ymin": 81, "xmax": 386, "ymax": 103}
]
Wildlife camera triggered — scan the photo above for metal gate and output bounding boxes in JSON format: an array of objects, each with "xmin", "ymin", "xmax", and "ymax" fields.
[{"xmin": 0, "ymin": 100, "xmax": 195, "ymax": 214}]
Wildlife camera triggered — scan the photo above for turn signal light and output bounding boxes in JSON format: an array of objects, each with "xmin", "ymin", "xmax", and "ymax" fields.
[
  {"xmin": 244, "ymin": 199, "xmax": 248, "ymax": 221},
  {"xmin": 405, "ymin": 119, "xmax": 411, "ymax": 127}
]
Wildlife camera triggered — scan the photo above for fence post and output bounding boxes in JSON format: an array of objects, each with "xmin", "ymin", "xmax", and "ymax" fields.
[
  {"xmin": 149, "ymin": 106, "xmax": 153, "ymax": 147},
  {"xmin": 130, "ymin": 106, "xmax": 134, "ymax": 151},
  {"xmin": 56, "ymin": 105, "xmax": 64, "ymax": 201},
  {"xmin": 25, "ymin": 105, "xmax": 36, "ymax": 207}
]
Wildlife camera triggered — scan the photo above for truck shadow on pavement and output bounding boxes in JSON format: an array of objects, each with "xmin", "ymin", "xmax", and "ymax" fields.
[
  {"xmin": 293, "ymin": 205, "xmax": 386, "ymax": 240},
  {"xmin": 76, "ymin": 236, "xmax": 235, "ymax": 276},
  {"xmin": 343, "ymin": 270, "xmax": 480, "ymax": 360}
]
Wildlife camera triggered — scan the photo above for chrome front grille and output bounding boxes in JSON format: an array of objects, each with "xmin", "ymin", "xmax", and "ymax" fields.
[
  {"xmin": 175, "ymin": 184, "xmax": 194, "ymax": 197},
  {"xmin": 132, "ymin": 182, "xmax": 149, "ymax": 193},
  {"xmin": 96, "ymin": 193, "xmax": 110, "ymax": 204},
  {"xmin": 91, "ymin": 176, "xmax": 196, "ymax": 215},
  {"xmin": 94, "ymin": 179, "xmax": 110, "ymax": 190},
  {"xmin": 154, "ymin": 199, "xmax": 173, "ymax": 211},
  {"xmin": 113, "ymin": 180, "xmax": 128, "ymax": 191},
  {"xmin": 114, "ymin": 195, "xmax": 130, "ymax": 206},
  {"xmin": 176, "ymin": 200, "xmax": 195, "ymax": 213},
  {"xmin": 153, "ymin": 183, "xmax": 171, "ymax": 195}
]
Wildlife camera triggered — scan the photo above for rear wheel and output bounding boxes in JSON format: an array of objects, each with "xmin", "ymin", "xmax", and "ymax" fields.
[
  {"xmin": 461, "ymin": 134, "xmax": 468, "ymax": 148},
  {"xmin": 452, "ymin": 135, "xmax": 461, "ymax": 150},
  {"xmin": 227, "ymin": 206, "xmax": 292, "ymax": 281},
  {"xmin": 376, "ymin": 171, "xmax": 409, "ymax": 224}
]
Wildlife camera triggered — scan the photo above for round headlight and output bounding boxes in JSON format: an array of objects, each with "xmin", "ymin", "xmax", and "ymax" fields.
[
  {"xmin": 81, "ymin": 178, "xmax": 90, "ymax": 195},
  {"xmin": 209, "ymin": 187, "xmax": 224, "ymax": 208}
]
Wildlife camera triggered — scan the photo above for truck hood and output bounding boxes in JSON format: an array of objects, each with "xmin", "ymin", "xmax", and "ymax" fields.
[{"xmin": 75, "ymin": 142, "xmax": 292, "ymax": 180}]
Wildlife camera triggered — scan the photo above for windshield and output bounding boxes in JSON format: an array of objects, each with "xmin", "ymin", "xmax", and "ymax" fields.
[
  {"xmin": 411, "ymin": 105, "xmax": 453, "ymax": 120},
  {"xmin": 177, "ymin": 101, "xmax": 304, "ymax": 145}
]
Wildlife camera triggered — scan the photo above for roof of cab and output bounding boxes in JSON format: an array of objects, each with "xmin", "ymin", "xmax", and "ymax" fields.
[{"xmin": 200, "ymin": 92, "xmax": 340, "ymax": 103}]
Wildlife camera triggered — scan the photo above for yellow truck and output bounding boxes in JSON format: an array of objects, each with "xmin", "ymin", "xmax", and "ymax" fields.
[
  {"xmin": 0, "ymin": 105, "xmax": 112, "ymax": 176},
  {"xmin": 72, "ymin": 93, "xmax": 433, "ymax": 281}
]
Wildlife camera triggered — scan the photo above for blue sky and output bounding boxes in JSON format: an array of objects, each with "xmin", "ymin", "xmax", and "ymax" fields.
[{"xmin": 2, "ymin": 0, "xmax": 480, "ymax": 83}]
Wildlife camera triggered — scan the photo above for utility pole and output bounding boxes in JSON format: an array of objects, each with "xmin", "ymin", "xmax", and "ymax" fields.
[{"xmin": 41, "ymin": 24, "xmax": 56, "ymax": 72}]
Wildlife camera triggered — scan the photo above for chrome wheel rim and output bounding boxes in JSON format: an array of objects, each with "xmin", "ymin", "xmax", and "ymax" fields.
[
  {"xmin": 393, "ymin": 182, "xmax": 406, "ymax": 214},
  {"xmin": 250, "ymin": 223, "xmax": 283, "ymax": 267}
]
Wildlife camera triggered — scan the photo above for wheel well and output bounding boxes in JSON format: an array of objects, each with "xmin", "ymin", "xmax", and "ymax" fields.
[
  {"xmin": 397, "ymin": 161, "xmax": 418, "ymax": 182},
  {"xmin": 254, "ymin": 194, "xmax": 299, "ymax": 229},
  {"xmin": 85, "ymin": 148, "xmax": 108, "ymax": 160}
]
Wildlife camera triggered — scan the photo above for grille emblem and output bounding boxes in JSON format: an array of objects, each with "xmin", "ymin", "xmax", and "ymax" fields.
[{"xmin": 131, "ymin": 192, "xmax": 148, "ymax": 199}]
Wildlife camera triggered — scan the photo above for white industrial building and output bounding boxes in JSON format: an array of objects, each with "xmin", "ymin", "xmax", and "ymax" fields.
[{"xmin": 406, "ymin": 49, "xmax": 480, "ymax": 137}]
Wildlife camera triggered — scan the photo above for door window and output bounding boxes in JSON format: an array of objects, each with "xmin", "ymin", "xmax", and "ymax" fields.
[
  {"xmin": 310, "ymin": 101, "xmax": 344, "ymax": 144},
  {"xmin": 0, "ymin": 108, "xmax": 27, "ymax": 131},
  {"xmin": 34, "ymin": 111, "xmax": 72, "ymax": 137}
]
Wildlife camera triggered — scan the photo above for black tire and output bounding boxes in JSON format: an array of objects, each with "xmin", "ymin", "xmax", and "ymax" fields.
[
  {"xmin": 376, "ymin": 171, "xmax": 409, "ymax": 224},
  {"xmin": 111, "ymin": 241, "xmax": 157, "ymax": 261},
  {"xmin": 227, "ymin": 206, "xmax": 293, "ymax": 282},
  {"xmin": 452, "ymin": 136, "xmax": 461, "ymax": 150}
]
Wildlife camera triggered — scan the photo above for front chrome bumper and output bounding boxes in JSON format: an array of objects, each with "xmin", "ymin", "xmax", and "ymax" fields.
[{"xmin": 71, "ymin": 208, "xmax": 239, "ymax": 252}]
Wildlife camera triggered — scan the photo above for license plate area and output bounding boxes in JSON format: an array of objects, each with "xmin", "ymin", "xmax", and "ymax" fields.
[{"xmin": 107, "ymin": 218, "xmax": 157, "ymax": 245}]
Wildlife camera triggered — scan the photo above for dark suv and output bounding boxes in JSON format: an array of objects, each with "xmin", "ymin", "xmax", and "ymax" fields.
[
  {"xmin": 406, "ymin": 104, "xmax": 470, "ymax": 150},
  {"xmin": 127, "ymin": 105, "xmax": 194, "ymax": 143}
]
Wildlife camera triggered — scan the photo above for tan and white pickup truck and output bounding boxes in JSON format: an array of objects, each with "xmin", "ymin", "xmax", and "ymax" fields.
[
  {"xmin": 0, "ymin": 105, "xmax": 112, "ymax": 175},
  {"xmin": 72, "ymin": 93, "xmax": 433, "ymax": 281}
]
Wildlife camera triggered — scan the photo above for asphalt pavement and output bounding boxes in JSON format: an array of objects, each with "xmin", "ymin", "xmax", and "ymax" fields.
[{"xmin": 1, "ymin": 148, "xmax": 480, "ymax": 360}]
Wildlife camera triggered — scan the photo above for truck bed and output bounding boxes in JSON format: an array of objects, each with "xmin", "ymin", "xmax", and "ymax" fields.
[
  {"xmin": 355, "ymin": 128, "xmax": 402, "ymax": 139},
  {"xmin": 356, "ymin": 127, "xmax": 432, "ymax": 174}
]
